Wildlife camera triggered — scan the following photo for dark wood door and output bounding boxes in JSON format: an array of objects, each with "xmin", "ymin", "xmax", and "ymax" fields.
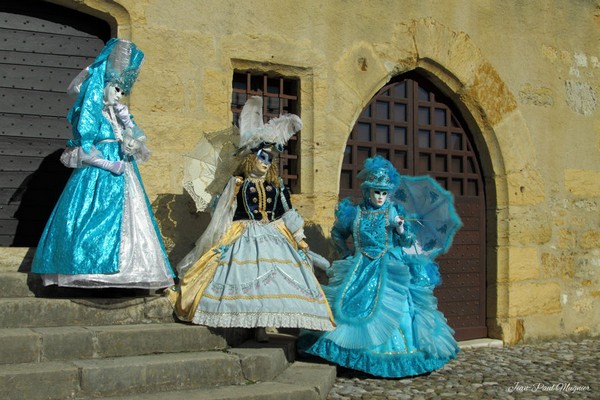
[
  {"xmin": 339, "ymin": 73, "xmax": 487, "ymax": 340},
  {"xmin": 0, "ymin": 0, "xmax": 110, "ymax": 246}
]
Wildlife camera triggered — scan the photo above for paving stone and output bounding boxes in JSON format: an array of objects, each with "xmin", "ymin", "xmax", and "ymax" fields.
[
  {"xmin": 276, "ymin": 361, "xmax": 337, "ymax": 400},
  {"xmin": 325, "ymin": 339, "xmax": 598, "ymax": 399},
  {"xmin": 34, "ymin": 326, "xmax": 94, "ymax": 361},
  {"xmin": 96, "ymin": 381, "xmax": 320, "ymax": 400},
  {"xmin": 89, "ymin": 323, "xmax": 228, "ymax": 358},
  {"xmin": 229, "ymin": 346, "xmax": 291, "ymax": 382},
  {"xmin": 0, "ymin": 272, "xmax": 38, "ymax": 297},
  {"xmin": 0, "ymin": 296, "xmax": 172, "ymax": 328}
]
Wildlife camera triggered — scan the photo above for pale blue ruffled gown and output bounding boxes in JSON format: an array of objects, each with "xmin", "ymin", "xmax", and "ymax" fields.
[
  {"xmin": 299, "ymin": 199, "xmax": 459, "ymax": 378},
  {"xmin": 167, "ymin": 177, "xmax": 335, "ymax": 331}
]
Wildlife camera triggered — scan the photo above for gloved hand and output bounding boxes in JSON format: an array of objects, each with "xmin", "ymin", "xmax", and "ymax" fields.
[
  {"xmin": 122, "ymin": 128, "xmax": 147, "ymax": 156},
  {"xmin": 395, "ymin": 215, "xmax": 405, "ymax": 235},
  {"xmin": 326, "ymin": 267, "xmax": 335, "ymax": 278},
  {"xmin": 85, "ymin": 155, "xmax": 125, "ymax": 175}
]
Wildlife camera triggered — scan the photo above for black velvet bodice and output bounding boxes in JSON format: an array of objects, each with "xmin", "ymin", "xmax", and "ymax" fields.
[{"xmin": 233, "ymin": 178, "xmax": 291, "ymax": 222}]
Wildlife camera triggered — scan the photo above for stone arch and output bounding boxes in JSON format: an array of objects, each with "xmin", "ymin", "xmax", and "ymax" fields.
[
  {"xmin": 49, "ymin": 0, "xmax": 131, "ymax": 39},
  {"xmin": 329, "ymin": 18, "xmax": 546, "ymax": 342}
]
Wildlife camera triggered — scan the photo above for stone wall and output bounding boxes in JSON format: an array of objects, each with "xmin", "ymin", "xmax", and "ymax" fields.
[{"xmin": 28, "ymin": 0, "xmax": 600, "ymax": 343}]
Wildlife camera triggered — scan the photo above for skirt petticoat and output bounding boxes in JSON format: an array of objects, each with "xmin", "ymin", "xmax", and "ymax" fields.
[
  {"xmin": 299, "ymin": 250, "xmax": 459, "ymax": 378},
  {"xmin": 167, "ymin": 220, "xmax": 335, "ymax": 331}
]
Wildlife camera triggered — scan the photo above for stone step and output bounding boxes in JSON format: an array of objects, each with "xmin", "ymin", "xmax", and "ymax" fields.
[
  {"xmin": 0, "ymin": 272, "xmax": 41, "ymax": 297},
  {"xmin": 0, "ymin": 271, "xmax": 161, "ymax": 298},
  {"xmin": 0, "ymin": 296, "xmax": 174, "ymax": 329},
  {"xmin": 89, "ymin": 362, "xmax": 336, "ymax": 400},
  {"xmin": 0, "ymin": 247, "xmax": 33, "ymax": 273},
  {"xmin": 0, "ymin": 323, "xmax": 229, "ymax": 365},
  {"xmin": 0, "ymin": 343, "xmax": 295, "ymax": 400}
]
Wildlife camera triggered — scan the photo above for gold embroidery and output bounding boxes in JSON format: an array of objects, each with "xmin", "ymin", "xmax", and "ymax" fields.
[
  {"xmin": 203, "ymin": 292, "xmax": 329, "ymax": 303},
  {"xmin": 257, "ymin": 181, "xmax": 268, "ymax": 220},
  {"xmin": 218, "ymin": 257, "xmax": 304, "ymax": 268},
  {"xmin": 166, "ymin": 222, "xmax": 247, "ymax": 321},
  {"xmin": 198, "ymin": 310, "xmax": 333, "ymax": 320}
]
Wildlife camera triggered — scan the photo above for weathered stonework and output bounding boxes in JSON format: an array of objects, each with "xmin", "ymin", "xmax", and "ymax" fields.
[
  {"xmin": 541, "ymin": 252, "xmax": 576, "ymax": 280},
  {"xmin": 467, "ymin": 62, "xmax": 518, "ymax": 127},
  {"xmin": 2, "ymin": 0, "xmax": 596, "ymax": 345},
  {"xmin": 506, "ymin": 247, "xmax": 539, "ymax": 282},
  {"xmin": 519, "ymin": 84, "xmax": 554, "ymax": 107},
  {"xmin": 508, "ymin": 282, "xmax": 562, "ymax": 316},
  {"xmin": 565, "ymin": 170, "xmax": 600, "ymax": 198}
]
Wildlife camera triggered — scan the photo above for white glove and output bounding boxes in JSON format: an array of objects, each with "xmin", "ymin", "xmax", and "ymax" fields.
[
  {"xmin": 395, "ymin": 216, "xmax": 405, "ymax": 235},
  {"xmin": 84, "ymin": 155, "xmax": 125, "ymax": 175}
]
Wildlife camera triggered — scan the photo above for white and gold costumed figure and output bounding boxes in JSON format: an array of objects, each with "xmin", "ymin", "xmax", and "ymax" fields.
[{"xmin": 167, "ymin": 96, "xmax": 335, "ymax": 340}]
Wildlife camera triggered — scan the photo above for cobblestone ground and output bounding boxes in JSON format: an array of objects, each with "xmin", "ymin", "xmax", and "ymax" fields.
[{"xmin": 326, "ymin": 339, "xmax": 598, "ymax": 400}]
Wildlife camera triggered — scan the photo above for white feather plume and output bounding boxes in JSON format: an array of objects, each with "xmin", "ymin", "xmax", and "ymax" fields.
[
  {"xmin": 237, "ymin": 95, "xmax": 302, "ymax": 154},
  {"xmin": 239, "ymin": 96, "xmax": 264, "ymax": 149}
]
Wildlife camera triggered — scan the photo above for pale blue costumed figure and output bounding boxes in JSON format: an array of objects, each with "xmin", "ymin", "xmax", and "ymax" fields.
[
  {"xmin": 299, "ymin": 155, "xmax": 460, "ymax": 378},
  {"xmin": 167, "ymin": 96, "xmax": 335, "ymax": 342},
  {"xmin": 31, "ymin": 38, "xmax": 174, "ymax": 289}
]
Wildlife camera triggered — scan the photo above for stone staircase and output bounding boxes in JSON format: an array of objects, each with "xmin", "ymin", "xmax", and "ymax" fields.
[{"xmin": 0, "ymin": 248, "xmax": 336, "ymax": 400}]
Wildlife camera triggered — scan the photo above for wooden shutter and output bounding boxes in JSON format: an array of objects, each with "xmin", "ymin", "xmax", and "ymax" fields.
[{"xmin": 0, "ymin": 0, "xmax": 110, "ymax": 246}]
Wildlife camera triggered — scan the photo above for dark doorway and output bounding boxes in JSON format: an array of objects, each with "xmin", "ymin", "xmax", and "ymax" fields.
[
  {"xmin": 0, "ymin": 0, "xmax": 110, "ymax": 246},
  {"xmin": 339, "ymin": 72, "xmax": 488, "ymax": 340}
]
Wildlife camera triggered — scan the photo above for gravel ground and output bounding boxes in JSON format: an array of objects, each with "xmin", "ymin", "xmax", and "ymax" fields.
[{"xmin": 326, "ymin": 338, "xmax": 598, "ymax": 399}]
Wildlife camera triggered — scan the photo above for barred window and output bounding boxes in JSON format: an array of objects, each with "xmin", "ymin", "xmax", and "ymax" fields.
[{"xmin": 231, "ymin": 71, "xmax": 300, "ymax": 193}]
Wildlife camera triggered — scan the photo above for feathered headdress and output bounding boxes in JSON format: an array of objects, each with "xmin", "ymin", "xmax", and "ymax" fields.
[
  {"xmin": 237, "ymin": 96, "xmax": 302, "ymax": 156},
  {"xmin": 66, "ymin": 38, "xmax": 145, "ymax": 153},
  {"xmin": 105, "ymin": 39, "xmax": 144, "ymax": 95},
  {"xmin": 358, "ymin": 155, "xmax": 401, "ymax": 193}
]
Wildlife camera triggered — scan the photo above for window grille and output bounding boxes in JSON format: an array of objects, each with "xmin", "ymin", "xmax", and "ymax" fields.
[{"xmin": 231, "ymin": 71, "xmax": 300, "ymax": 192}]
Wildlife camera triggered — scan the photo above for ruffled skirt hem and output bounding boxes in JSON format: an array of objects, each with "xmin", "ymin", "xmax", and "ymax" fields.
[
  {"xmin": 173, "ymin": 220, "xmax": 335, "ymax": 331},
  {"xmin": 41, "ymin": 274, "xmax": 174, "ymax": 289},
  {"xmin": 303, "ymin": 336, "xmax": 456, "ymax": 378},
  {"xmin": 192, "ymin": 312, "xmax": 334, "ymax": 331}
]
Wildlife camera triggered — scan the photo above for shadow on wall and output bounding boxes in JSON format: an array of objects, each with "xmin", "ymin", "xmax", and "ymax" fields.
[
  {"xmin": 152, "ymin": 192, "xmax": 212, "ymax": 269},
  {"xmin": 11, "ymin": 150, "xmax": 72, "ymax": 248},
  {"xmin": 304, "ymin": 223, "xmax": 335, "ymax": 285}
]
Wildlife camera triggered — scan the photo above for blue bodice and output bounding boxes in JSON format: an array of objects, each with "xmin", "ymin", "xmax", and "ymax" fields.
[
  {"xmin": 354, "ymin": 206, "xmax": 390, "ymax": 259},
  {"xmin": 331, "ymin": 201, "xmax": 413, "ymax": 261}
]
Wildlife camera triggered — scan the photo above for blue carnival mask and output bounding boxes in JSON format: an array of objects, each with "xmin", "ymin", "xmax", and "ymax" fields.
[{"xmin": 256, "ymin": 149, "xmax": 273, "ymax": 165}]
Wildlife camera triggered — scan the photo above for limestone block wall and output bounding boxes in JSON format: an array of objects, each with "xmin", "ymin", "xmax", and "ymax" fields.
[{"xmin": 27, "ymin": 0, "xmax": 599, "ymax": 343}]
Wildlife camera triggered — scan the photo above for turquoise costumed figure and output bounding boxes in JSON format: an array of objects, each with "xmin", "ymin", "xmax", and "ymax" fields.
[
  {"xmin": 166, "ymin": 96, "xmax": 335, "ymax": 342},
  {"xmin": 31, "ymin": 38, "xmax": 174, "ymax": 288},
  {"xmin": 299, "ymin": 155, "xmax": 460, "ymax": 378}
]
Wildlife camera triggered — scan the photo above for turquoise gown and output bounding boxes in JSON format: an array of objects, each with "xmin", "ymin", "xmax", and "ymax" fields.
[
  {"xmin": 31, "ymin": 37, "xmax": 173, "ymax": 289},
  {"xmin": 299, "ymin": 199, "xmax": 459, "ymax": 378},
  {"xmin": 31, "ymin": 104, "xmax": 174, "ymax": 288}
]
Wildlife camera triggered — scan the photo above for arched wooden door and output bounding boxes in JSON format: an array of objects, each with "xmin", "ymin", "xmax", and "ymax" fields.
[
  {"xmin": 0, "ymin": 0, "xmax": 110, "ymax": 246},
  {"xmin": 340, "ymin": 72, "xmax": 487, "ymax": 340}
]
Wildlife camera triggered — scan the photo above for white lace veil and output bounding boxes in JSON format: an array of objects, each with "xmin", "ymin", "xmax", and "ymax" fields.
[{"xmin": 176, "ymin": 176, "xmax": 238, "ymax": 276}]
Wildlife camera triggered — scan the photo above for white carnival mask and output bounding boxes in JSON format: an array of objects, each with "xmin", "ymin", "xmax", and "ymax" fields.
[
  {"xmin": 103, "ymin": 84, "xmax": 123, "ymax": 106},
  {"xmin": 369, "ymin": 189, "xmax": 388, "ymax": 208},
  {"xmin": 122, "ymin": 130, "xmax": 146, "ymax": 155}
]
